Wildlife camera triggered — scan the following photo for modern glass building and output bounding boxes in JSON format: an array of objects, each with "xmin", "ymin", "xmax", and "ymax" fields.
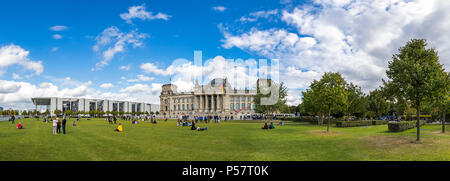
[{"xmin": 31, "ymin": 97, "xmax": 160, "ymax": 116}]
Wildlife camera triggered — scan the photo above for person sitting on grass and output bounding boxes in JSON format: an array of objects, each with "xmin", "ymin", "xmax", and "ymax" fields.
[
  {"xmin": 152, "ymin": 120, "xmax": 157, "ymax": 124},
  {"xmin": 72, "ymin": 121, "xmax": 77, "ymax": 126},
  {"xmin": 17, "ymin": 122, "xmax": 23, "ymax": 129},
  {"xmin": 115, "ymin": 123, "xmax": 123, "ymax": 132},
  {"xmin": 262, "ymin": 123, "xmax": 269, "ymax": 130},
  {"xmin": 196, "ymin": 127, "xmax": 208, "ymax": 131},
  {"xmin": 269, "ymin": 122, "xmax": 275, "ymax": 129}
]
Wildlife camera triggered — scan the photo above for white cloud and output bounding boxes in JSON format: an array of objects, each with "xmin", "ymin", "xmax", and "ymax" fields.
[
  {"xmin": 140, "ymin": 62, "xmax": 169, "ymax": 75},
  {"xmin": 49, "ymin": 25, "xmax": 68, "ymax": 31},
  {"xmin": 137, "ymin": 74, "xmax": 154, "ymax": 81},
  {"xmin": 0, "ymin": 44, "xmax": 44, "ymax": 76},
  {"xmin": 100, "ymin": 83, "xmax": 114, "ymax": 89},
  {"xmin": 221, "ymin": 0, "xmax": 450, "ymax": 106},
  {"xmin": 212, "ymin": 6, "xmax": 227, "ymax": 12},
  {"xmin": 240, "ymin": 9, "xmax": 279, "ymax": 22},
  {"xmin": 53, "ymin": 34, "xmax": 63, "ymax": 40},
  {"xmin": 93, "ymin": 26, "xmax": 149, "ymax": 70},
  {"xmin": 120, "ymin": 65, "xmax": 131, "ymax": 71},
  {"xmin": 120, "ymin": 4, "xmax": 171, "ymax": 24}
]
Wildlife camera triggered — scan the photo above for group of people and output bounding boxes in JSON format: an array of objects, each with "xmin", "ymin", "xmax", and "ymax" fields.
[
  {"xmin": 262, "ymin": 122, "xmax": 276, "ymax": 130},
  {"xmin": 52, "ymin": 116, "xmax": 68, "ymax": 135}
]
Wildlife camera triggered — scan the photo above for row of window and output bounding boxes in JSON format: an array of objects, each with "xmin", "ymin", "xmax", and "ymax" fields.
[
  {"xmin": 174, "ymin": 104, "xmax": 195, "ymax": 111},
  {"xmin": 165, "ymin": 96, "xmax": 253, "ymax": 104},
  {"xmin": 170, "ymin": 103, "xmax": 255, "ymax": 111},
  {"xmin": 230, "ymin": 96, "xmax": 252, "ymax": 102},
  {"xmin": 172, "ymin": 98, "xmax": 195, "ymax": 103},
  {"xmin": 230, "ymin": 103, "xmax": 254, "ymax": 111}
]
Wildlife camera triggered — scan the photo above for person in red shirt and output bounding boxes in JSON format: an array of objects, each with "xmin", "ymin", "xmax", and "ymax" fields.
[{"xmin": 17, "ymin": 122, "xmax": 23, "ymax": 129}]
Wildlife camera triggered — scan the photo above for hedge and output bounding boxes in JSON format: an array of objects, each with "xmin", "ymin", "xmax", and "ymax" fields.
[
  {"xmin": 388, "ymin": 120, "xmax": 426, "ymax": 132},
  {"xmin": 372, "ymin": 120, "xmax": 389, "ymax": 125},
  {"xmin": 278, "ymin": 117, "xmax": 339, "ymax": 125},
  {"xmin": 336, "ymin": 120, "xmax": 372, "ymax": 127}
]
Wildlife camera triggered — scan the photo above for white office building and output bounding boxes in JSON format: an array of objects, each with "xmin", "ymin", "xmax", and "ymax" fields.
[{"xmin": 31, "ymin": 97, "xmax": 160, "ymax": 116}]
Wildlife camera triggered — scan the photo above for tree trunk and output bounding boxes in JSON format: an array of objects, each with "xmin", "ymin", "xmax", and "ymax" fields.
[
  {"xmin": 327, "ymin": 110, "xmax": 331, "ymax": 133},
  {"xmin": 319, "ymin": 113, "xmax": 323, "ymax": 126},
  {"xmin": 416, "ymin": 102, "xmax": 421, "ymax": 142},
  {"xmin": 443, "ymin": 109, "xmax": 446, "ymax": 133}
]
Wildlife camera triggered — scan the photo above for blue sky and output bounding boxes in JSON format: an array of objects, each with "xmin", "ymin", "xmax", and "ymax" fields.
[
  {"xmin": 1, "ymin": 0, "xmax": 449, "ymax": 110},
  {"xmin": 0, "ymin": 0, "xmax": 284, "ymax": 83}
]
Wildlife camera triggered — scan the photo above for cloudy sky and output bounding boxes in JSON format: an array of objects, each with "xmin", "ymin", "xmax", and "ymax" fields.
[{"xmin": 0, "ymin": 0, "xmax": 449, "ymax": 110}]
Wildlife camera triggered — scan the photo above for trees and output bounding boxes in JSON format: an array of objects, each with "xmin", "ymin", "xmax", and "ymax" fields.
[
  {"xmin": 254, "ymin": 79, "xmax": 288, "ymax": 120},
  {"xmin": 429, "ymin": 71, "xmax": 450, "ymax": 132},
  {"xmin": 301, "ymin": 82, "xmax": 327, "ymax": 125},
  {"xmin": 383, "ymin": 39, "xmax": 446, "ymax": 141},
  {"xmin": 305, "ymin": 72, "xmax": 348, "ymax": 132},
  {"xmin": 345, "ymin": 83, "xmax": 367, "ymax": 120},
  {"xmin": 43, "ymin": 109, "xmax": 50, "ymax": 117},
  {"xmin": 54, "ymin": 109, "xmax": 62, "ymax": 116},
  {"xmin": 64, "ymin": 110, "xmax": 72, "ymax": 116},
  {"xmin": 368, "ymin": 89, "xmax": 390, "ymax": 119}
]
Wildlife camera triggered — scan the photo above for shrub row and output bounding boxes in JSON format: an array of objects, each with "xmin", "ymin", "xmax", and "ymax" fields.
[
  {"xmin": 388, "ymin": 120, "xmax": 426, "ymax": 132},
  {"xmin": 279, "ymin": 117, "xmax": 339, "ymax": 124},
  {"xmin": 372, "ymin": 120, "xmax": 389, "ymax": 125},
  {"xmin": 335, "ymin": 120, "xmax": 390, "ymax": 127},
  {"xmin": 336, "ymin": 120, "xmax": 372, "ymax": 127}
]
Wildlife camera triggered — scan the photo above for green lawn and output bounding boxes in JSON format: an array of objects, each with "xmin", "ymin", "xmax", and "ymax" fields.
[{"xmin": 1, "ymin": 118, "xmax": 450, "ymax": 161}]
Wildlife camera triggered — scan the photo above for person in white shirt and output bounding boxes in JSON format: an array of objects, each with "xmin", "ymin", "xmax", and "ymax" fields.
[{"xmin": 52, "ymin": 117, "xmax": 58, "ymax": 135}]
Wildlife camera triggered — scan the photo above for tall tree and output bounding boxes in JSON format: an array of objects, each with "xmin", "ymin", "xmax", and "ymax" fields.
[
  {"xmin": 429, "ymin": 71, "xmax": 450, "ymax": 133},
  {"xmin": 345, "ymin": 83, "xmax": 367, "ymax": 120},
  {"xmin": 368, "ymin": 89, "xmax": 390, "ymax": 119},
  {"xmin": 383, "ymin": 39, "xmax": 446, "ymax": 141},
  {"xmin": 301, "ymin": 81, "xmax": 327, "ymax": 125},
  {"xmin": 310, "ymin": 72, "xmax": 348, "ymax": 132},
  {"xmin": 254, "ymin": 79, "xmax": 288, "ymax": 120}
]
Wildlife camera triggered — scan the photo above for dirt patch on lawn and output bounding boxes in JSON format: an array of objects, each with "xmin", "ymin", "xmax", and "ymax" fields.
[
  {"xmin": 365, "ymin": 136, "xmax": 413, "ymax": 149},
  {"xmin": 308, "ymin": 130, "xmax": 344, "ymax": 136}
]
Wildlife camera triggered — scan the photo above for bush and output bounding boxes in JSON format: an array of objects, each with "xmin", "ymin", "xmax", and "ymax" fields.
[
  {"xmin": 388, "ymin": 120, "xmax": 426, "ymax": 132},
  {"xmin": 336, "ymin": 120, "xmax": 371, "ymax": 127},
  {"xmin": 372, "ymin": 120, "xmax": 389, "ymax": 125},
  {"xmin": 279, "ymin": 117, "xmax": 339, "ymax": 125}
]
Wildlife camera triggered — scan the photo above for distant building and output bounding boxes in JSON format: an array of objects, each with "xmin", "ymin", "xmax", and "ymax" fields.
[
  {"xmin": 31, "ymin": 97, "xmax": 160, "ymax": 116},
  {"xmin": 160, "ymin": 78, "xmax": 257, "ymax": 118}
]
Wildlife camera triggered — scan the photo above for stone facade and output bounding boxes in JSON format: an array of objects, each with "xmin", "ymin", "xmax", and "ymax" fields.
[{"xmin": 160, "ymin": 78, "xmax": 256, "ymax": 118}]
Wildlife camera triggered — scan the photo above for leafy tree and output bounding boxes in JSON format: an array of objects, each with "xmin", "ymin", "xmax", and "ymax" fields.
[
  {"xmin": 345, "ymin": 83, "xmax": 367, "ymax": 120},
  {"xmin": 254, "ymin": 79, "xmax": 288, "ymax": 120},
  {"xmin": 98, "ymin": 110, "xmax": 105, "ymax": 117},
  {"xmin": 54, "ymin": 109, "xmax": 62, "ymax": 116},
  {"xmin": 383, "ymin": 39, "xmax": 446, "ymax": 141},
  {"xmin": 428, "ymin": 71, "xmax": 450, "ymax": 132},
  {"xmin": 43, "ymin": 109, "xmax": 50, "ymax": 116},
  {"xmin": 64, "ymin": 110, "xmax": 72, "ymax": 116},
  {"xmin": 302, "ymin": 85, "xmax": 327, "ymax": 124},
  {"xmin": 368, "ymin": 89, "xmax": 390, "ymax": 119},
  {"xmin": 21, "ymin": 110, "xmax": 28, "ymax": 116},
  {"xmin": 155, "ymin": 111, "xmax": 160, "ymax": 115},
  {"xmin": 306, "ymin": 72, "xmax": 348, "ymax": 132}
]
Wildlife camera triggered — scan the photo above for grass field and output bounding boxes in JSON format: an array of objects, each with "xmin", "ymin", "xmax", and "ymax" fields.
[{"xmin": 1, "ymin": 118, "xmax": 450, "ymax": 161}]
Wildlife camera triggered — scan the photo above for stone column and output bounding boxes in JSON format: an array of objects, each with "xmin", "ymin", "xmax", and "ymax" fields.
[
  {"xmin": 220, "ymin": 95, "xmax": 224, "ymax": 112},
  {"xmin": 205, "ymin": 95, "xmax": 208, "ymax": 112}
]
